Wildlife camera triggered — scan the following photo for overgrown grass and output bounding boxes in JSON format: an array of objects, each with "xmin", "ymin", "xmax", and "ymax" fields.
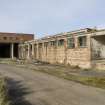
[
  {"xmin": 15, "ymin": 62, "xmax": 105, "ymax": 89},
  {"xmin": 0, "ymin": 77, "xmax": 10, "ymax": 105},
  {"xmin": 64, "ymin": 74, "xmax": 105, "ymax": 89},
  {"xmin": 35, "ymin": 69, "xmax": 105, "ymax": 89},
  {"xmin": 1, "ymin": 59, "xmax": 105, "ymax": 89}
]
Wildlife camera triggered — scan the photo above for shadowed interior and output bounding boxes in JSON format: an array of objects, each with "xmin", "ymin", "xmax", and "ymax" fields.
[{"xmin": 0, "ymin": 43, "xmax": 18, "ymax": 58}]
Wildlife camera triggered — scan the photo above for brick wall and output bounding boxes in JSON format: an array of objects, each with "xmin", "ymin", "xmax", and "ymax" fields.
[{"xmin": 0, "ymin": 32, "xmax": 34, "ymax": 43}]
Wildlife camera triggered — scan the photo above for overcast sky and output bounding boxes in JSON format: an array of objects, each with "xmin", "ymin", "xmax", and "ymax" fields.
[{"xmin": 0, "ymin": 0, "xmax": 105, "ymax": 38}]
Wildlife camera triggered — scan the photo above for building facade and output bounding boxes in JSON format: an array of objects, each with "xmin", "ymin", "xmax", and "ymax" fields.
[
  {"xmin": 19, "ymin": 28, "xmax": 105, "ymax": 70},
  {"xmin": 0, "ymin": 32, "xmax": 34, "ymax": 59}
]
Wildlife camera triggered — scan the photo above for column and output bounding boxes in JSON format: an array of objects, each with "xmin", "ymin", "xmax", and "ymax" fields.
[
  {"xmin": 18, "ymin": 45, "xmax": 22, "ymax": 59},
  {"xmin": 42, "ymin": 43, "xmax": 44, "ymax": 61},
  {"xmin": 64, "ymin": 38, "xmax": 67, "ymax": 64},
  {"xmin": 32, "ymin": 43, "xmax": 34, "ymax": 59},
  {"xmin": 27, "ymin": 44, "xmax": 30, "ymax": 59},
  {"xmin": 18, "ymin": 45, "xmax": 21, "ymax": 59},
  {"xmin": 11, "ymin": 43, "xmax": 14, "ymax": 59},
  {"xmin": 75, "ymin": 36, "xmax": 78, "ymax": 48},
  {"xmin": 20, "ymin": 45, "xmax": 24, "ymax": 59},
  {"xmin": 36, "ymin": 43, "xmax": 39, "ymax": 59}
]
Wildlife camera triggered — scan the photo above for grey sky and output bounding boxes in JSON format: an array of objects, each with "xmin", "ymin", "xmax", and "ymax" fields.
[{"xmin": 0, "ymin": 0, "xmax": 105, "ymax": 38}]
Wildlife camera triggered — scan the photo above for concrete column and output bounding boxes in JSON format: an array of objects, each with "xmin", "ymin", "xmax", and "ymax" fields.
[
  {"xmin": 25, "ymin": 45, "xmax": 27, "ymax": 59},
  {"xmin": 21, "ymin": 45, "xmax": 24, "ymax": 59},
  {"xmin": 18, "ymin": 45, "xmax": 22, "ymax": 59},
  {"xmin": 41, "ymin": 43, "xmax": 44, "ymax": 61},
  {"xmin": 64, "ymin": 38, "xmax": 67, "ymax": 64},
  {"xmin": 18, "ymin": 45, "xmax": 21, "ymax": 59},
  {"xmin": 11, "ymin": 43, "xmax": 14, "ymax": 59},
  {"xmin": 32, "ymin": 44, "xmax": 34, "ymax": 58},
  {"xmin": 75, "ymin": 36, "xmax": 78, "ymax": 48},
  {"xmin": 23, "ymin": 45, "xmax": 26, "ymax": 59},
  {"xmin": 27, "ymin": 44, "xmax": 30, "ymax": 59},
  {"xmin": 36, "ymin": 43, "xmax": 39, "ymax": 59}
]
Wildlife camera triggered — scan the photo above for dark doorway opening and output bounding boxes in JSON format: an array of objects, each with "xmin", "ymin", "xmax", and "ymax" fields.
[
  {"xmin": 0, "ymin": 43, "xmax": 11, "ymax": 58},
  {"xmin": 0, "ymin": 43, "xmax": 19, "ymax": 58}
]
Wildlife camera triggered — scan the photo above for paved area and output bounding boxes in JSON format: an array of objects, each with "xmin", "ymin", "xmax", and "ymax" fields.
[{"xmin": 0, "ymin": 64, "xmax": 105, "ymax": 105}]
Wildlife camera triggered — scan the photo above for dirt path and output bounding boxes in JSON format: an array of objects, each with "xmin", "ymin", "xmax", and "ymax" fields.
[{"xmin": 0, "ymin": 64, "xmax": 105, "ymax": 105}]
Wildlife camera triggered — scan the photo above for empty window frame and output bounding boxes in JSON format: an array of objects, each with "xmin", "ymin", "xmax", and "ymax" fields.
[
  {"xmin": 44, "ymin": 42, "xmax": 48, "ymax": 47},
  {"xmin": 15, "ymin": 37, "xmax": 19, "ymax": 40},
  {"xmin": 58, "ymin": 39, "xmax": 64, "ymax": 46},
  {"xmin": 50, "ymin": 41, "xmax": 56, "ymax": 46},
  {"xmin": 3, "ymin": 37, "xmax": 7, "ymax": 40},
  {"xmin": 9, "ymin": 37, "xmax": 13, "ymax": 40},
  {"xmin": 39, "ymin": 43, "xmax": 42, "ymax": 48},
  {"xmin": 67, "ymin": 37, "xmax": 75, "ymax": 48},
  {"xmin": 25, "ymin": 46, "xmax": 28, "ymax": 51},
  {"xmin": 78, "ymin": 36, "xmax": 87, "ymax": 47}
]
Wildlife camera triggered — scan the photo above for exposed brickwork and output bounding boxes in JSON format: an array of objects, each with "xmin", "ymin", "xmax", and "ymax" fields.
[
  {"xmin": 0, "ymin": 32, "xmax": 34, "ymax": 43},
  {"xmin": 0, "ymin": 32, "xmax": 34, "ymax": 59}
]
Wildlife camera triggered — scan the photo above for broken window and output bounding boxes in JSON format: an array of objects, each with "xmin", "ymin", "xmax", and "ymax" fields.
[
  {"xmin": 44, "ymin": 42, "xmax": 48, "ymax": 47},
  {"xmin": 58, "ymin": 39, "xmax": 64, "ymax": 46},
  {"xmin": 15, "ymin": 37, "xmax": 19, "ymax": 40},
  {"xmin": 39, "ymin": 43, "xmax": 42, "ymax": 48},
  {"xmin": 50, "ymin": 41, "xmax": 56, "ymax": 46},
  {"xmin": 78, "ymin": 36, "xmax": 87, "ymax": 47},
  {"xmin": 25, "ymin": 46, "xmax": 28, "ymax": 51},
  {"xmin": 9, "ymin": 37, "xmax": 13, "ymax": 40},
  {"xmin": 67, "ymin": 38, "xmax": 75, "ymax": 48},
  {"xmin": 3, "ymin": 37, "xmax": 7, "ymax": 40}
]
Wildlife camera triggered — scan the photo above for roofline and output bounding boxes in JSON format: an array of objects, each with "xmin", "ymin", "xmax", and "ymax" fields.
[
  {"xmin": 38, "ymin": 28, "xmax": 96, "ymax": 40},
  {"xmin": 0, "ymin": 32, "xmax": 34, "ymax": 35}
]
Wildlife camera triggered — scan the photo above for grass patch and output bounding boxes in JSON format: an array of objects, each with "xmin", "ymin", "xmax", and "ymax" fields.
[
  {"xmin": 64, "ymin": 74, "xmax": 105, "ymax": 89},
  {"xmin": 0, "ymin": 77, "xmax": 10, "ymax": 105},
  {"xmin": 35, "ymin": 69, "xmax": 105, "ymax": 89},
  {"xmin": 1, "ymin": 60, "xmax": 105, "ymax": 89}
]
